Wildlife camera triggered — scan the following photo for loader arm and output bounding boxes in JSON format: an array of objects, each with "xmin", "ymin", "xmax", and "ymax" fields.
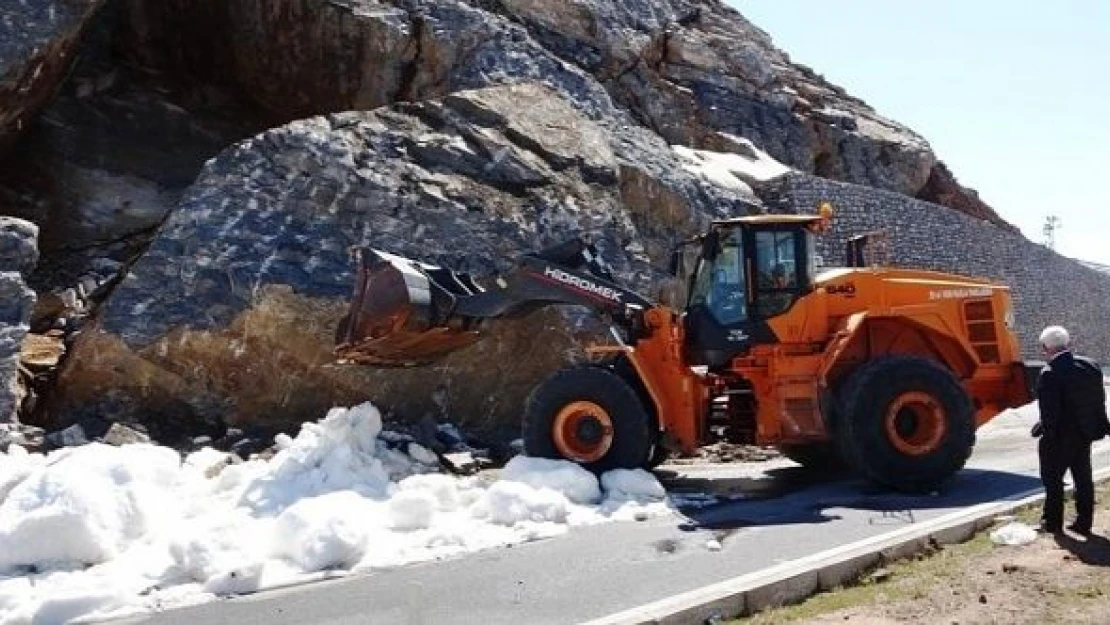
[{"xmin": 335, "ymin": 239, "xmax": 653, "ymax": 367}]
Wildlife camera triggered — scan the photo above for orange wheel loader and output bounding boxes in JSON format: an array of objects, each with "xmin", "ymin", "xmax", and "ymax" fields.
[{"xmin": 335, "ymin": 207, "xmax": 1035, "ymax": 492}]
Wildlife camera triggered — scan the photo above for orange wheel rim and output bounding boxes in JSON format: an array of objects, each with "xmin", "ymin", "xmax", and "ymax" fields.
[
  {"xmin": 552, "ymin": 401, "xmax": 614, "ymax": 463},
  {"xmin": 884, "ymin": 392, "xmax": 947, "ymax": 456}
]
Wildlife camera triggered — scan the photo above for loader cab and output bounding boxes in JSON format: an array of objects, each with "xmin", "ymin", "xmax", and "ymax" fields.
[{"xmin": 682, "ymin": 214, "xmax": 827, "ymax": 368}]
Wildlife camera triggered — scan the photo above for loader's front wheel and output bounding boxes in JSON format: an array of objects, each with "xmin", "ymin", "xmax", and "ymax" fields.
[
  {"xmin": 523, "ymin": 366, "xmax": 653, "ymax": 472},
  {"xmin": 840, "ymin": 356, "xmax": 975, "ymax": 493}
]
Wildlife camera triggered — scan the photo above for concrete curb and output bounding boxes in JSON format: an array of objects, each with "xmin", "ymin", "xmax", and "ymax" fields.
[{"xmin": 584, "ymin": 466, "xmax": 1110, "ymax": 625}]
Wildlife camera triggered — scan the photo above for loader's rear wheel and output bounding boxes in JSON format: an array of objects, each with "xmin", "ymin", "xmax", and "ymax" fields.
[
  {"xmin": 840, "ymin": 356, "xmax": 975, "ymax": 493},
  {"xmin": 523, "ymin": 366, "xmax": 653, "ymax": 472}
]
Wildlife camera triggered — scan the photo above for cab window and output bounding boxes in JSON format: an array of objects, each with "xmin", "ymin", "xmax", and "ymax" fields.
[
  {"xmin": 754, "ymin": 230, "xmax": 800, "ymax": 317},
  {"xmin": 689, "ymin": 230, "xmax": 747, "ymax": 325}
]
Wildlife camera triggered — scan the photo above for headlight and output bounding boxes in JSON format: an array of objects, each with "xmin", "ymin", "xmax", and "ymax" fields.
[{"xmin": 1004, "ymin": 307, "xmax": 1015, "ymax": 329}]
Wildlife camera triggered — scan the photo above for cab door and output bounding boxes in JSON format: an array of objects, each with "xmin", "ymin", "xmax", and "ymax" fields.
[{"xmin": 747, "ymin": 226, "xmax": 812, "ymax": 319}]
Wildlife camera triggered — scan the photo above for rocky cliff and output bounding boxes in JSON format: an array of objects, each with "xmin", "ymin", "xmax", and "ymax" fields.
[{"xmin": 0, "ymin": 0, "xmax": 1025, "ymax": 438}]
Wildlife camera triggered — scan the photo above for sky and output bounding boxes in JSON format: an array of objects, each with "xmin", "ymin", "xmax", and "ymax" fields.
[{"xmin": 732, "ymin": 1, "xmax": 1110, "ymax": 264}]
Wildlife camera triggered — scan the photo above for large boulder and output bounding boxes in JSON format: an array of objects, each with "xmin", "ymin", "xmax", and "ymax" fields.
[
  {"xmin": 47, "ymin": 83, "xmax": 750, "ymax": 438},
  {"xmin": 0, "ymin": 218, "xmax": 38, "ymax": 422},
  {"xmin": 0, "ymin": 0, "xmax": 104, "ymax": 152}
]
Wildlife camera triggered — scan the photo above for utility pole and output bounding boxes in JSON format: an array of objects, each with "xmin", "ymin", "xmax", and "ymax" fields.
[{"xmin": 1042, "ymin": 215, "xmax": 1061, "ymax": 250}]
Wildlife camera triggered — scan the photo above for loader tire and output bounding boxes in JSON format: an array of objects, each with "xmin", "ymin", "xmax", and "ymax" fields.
[
  {"xmin": 840, "ymin": 356, "xmax": 975, "ymax": 493},
  {"xmin": 523, "ymin": 366, "xmax": 653, "ymax": 473}
]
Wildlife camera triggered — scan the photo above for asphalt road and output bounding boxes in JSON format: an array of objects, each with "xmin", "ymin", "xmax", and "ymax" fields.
[{"xmin": 118, "ymin": 406, "xmax": 1110, "ymax": 625}]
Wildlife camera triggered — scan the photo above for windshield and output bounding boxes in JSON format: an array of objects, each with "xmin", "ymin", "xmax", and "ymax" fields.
[{"xmin": 689, "ymin": 229, "xmax": 747, "ymax": 325}]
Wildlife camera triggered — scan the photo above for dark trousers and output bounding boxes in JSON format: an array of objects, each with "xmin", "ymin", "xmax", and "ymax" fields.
[{"xmin": 1039, "ymin": 433, "xmax": 1094, "ymax": 530}]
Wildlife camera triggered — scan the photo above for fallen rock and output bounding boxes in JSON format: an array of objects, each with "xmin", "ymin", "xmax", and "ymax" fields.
[
  {"xmin": 44, "ymin": 422, "xmax": 89, "ymax": 449},
  {"xmin": 0, "ymin": 422, "xmax": 45, "ymax": 452},
  {"xmin": 0, "ymin": 0, "xmax": 105, "ymax": 152},
  {"xmin": 100, "ymin": 422, "xmax": 150, "ymax": 446},
  {"xmin": 437, "ymin": 452, "xmax": 481, "ymax": 477},
  {"xmin": 415, "ymin": 416, "xmax": 448, "ymax": 455},
  {"xmin": 49, "ymin": 82, "xmax": 750, "ymax": 436},
  {"xmin": 405, "ymin": 442, "xmax": 439, "ymax": 466},
  {"xmin": 190, "ymin": 435, "xmax": 213, "ymax": 450},
  {"xmin": 20, "ymin": 332, "xmax": 65, "ymax": 371},
  {"xmin": 0, "ymin": 217, "xmax": 39, "ymax": 274},
  {"xmin": 669, "ymin": 441, "xmax": 781, "ymax": 464},
  {"xmin": 435, "ymin": 423, "xmax": 468, "ymax": 452},
  {"xmin": 231, "ymin": 437, "xmax": 272, "ymax": 460},
  {"xmin": 868, "ymin": 568, "xmax": 892, "ymax": 583}
]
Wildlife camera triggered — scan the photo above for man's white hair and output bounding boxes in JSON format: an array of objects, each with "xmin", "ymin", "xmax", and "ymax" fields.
[{"xmin": 1039, "ymin": 325, "xmax": 1071, "ymax": 350}]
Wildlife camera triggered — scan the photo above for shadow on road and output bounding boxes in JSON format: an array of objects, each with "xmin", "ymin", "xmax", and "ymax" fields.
[
  {"xmin": 1055, "ymin": 532, "xmax": 1110, "ymax": 566},
  {"xmin": 656, "ymin": 465, "xmax": 819, "ymax": 500},
  {"xmin": 668, "ymin": 467, "xmax": 1043, "ymax": 533}
]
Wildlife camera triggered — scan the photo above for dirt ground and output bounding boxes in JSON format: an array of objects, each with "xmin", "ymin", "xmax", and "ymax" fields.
[{"xmin": 740, "ymin": 484, "xmax": 1110, "ymax": 624}]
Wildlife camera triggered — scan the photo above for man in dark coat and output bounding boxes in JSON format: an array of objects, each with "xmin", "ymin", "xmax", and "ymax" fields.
[{"xmin": 1033, "ymin": 325, "xmax": 1108, "ymax": 535}]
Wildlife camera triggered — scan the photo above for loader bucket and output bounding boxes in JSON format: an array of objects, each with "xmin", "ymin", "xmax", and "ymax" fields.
[{"xmin": 335, "ymin": 248, "xmax": 486, "ymax": 367}]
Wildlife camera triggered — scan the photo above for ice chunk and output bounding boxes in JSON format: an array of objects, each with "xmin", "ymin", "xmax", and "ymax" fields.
[{"xmin": 990, "ymin": 521, "xmax": 1038, "ymax": 546}]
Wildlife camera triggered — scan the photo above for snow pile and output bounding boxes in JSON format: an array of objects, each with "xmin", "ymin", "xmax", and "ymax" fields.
[
  {"xmin": 990, "ymin": 521, "xmax": 1039, "ymax": 546},
  {"xmin": 0, "ymin": 443, "xmax": 182, "ymax": 570},
  {"xmin": 0, "ymin": 402, "xmax": 673, "ymax": 624},
  {"xmin": 500, "ymin": 456, "xmax": 601, "ymax": 504}
]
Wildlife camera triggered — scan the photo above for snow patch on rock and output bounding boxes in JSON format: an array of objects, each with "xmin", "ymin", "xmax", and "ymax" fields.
[{"xmin": 673, "ymin": 136, "xmax": 792, "ymax": 191}]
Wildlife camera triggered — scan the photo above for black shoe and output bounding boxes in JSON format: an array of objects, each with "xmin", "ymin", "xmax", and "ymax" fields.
[
  {"xmin": 1039, "ymin": 522, "xmax": 1063, "ymax": 534},
  {"xmin": 1067, "ymin": 523, "xmax": 1092, "ymax": 536}
]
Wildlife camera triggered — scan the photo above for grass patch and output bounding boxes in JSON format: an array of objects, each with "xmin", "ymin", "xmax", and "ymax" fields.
[{"xmin": 732, "ymin": 481, "xmax": 1110, "ymax": 623}]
